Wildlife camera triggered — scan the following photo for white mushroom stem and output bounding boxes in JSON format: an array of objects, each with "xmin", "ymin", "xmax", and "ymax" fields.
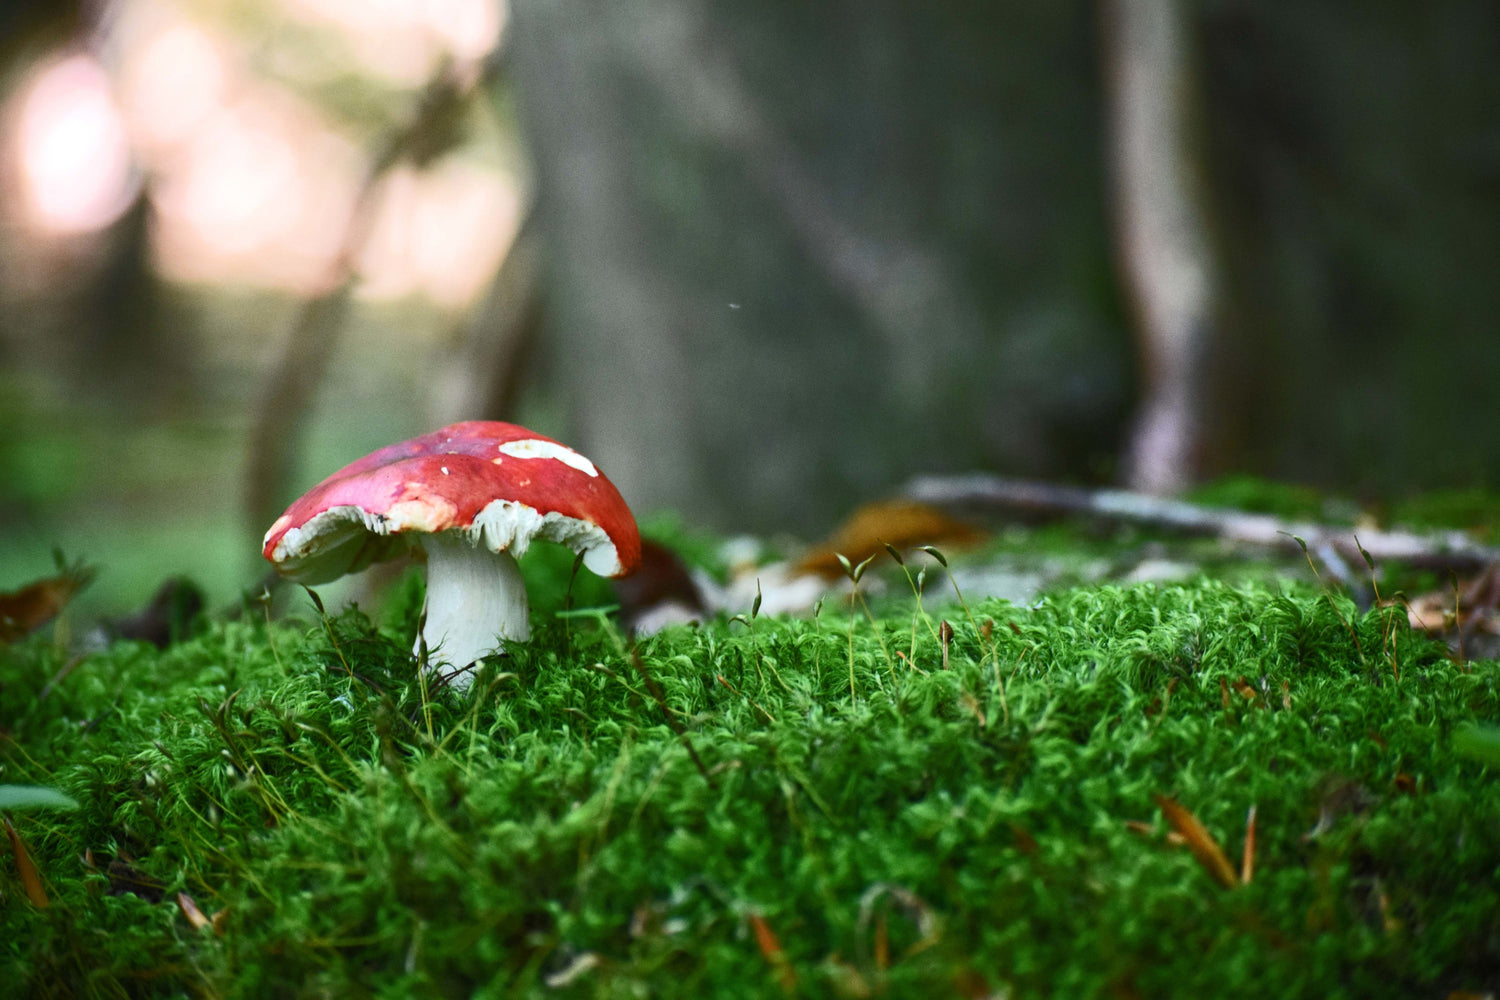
[{"xmin": 417, "ymin": 530, "xmax": 531, "ymax": 692}]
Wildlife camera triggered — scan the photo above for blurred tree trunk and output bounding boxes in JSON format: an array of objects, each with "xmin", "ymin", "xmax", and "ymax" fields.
[
  {"xmin": 244, "ymin": 65, "xmax": 485, "ymax": 537},
  {"xmin": 509, "ymin": 0, "xmax": 1133, "ymax": 533},
  {"xmin": 426, "ymin": 209, "xmax": 544, "ymax": 428},
  {"xmin": 1103, "ymin": 0, "xmax": 1218, "ymax": 495}
]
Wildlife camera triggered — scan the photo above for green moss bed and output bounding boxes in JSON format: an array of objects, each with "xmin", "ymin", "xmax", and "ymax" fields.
[{"xmin": 3, "ymin": 559, "xmax": 1499, "ymax": 997}]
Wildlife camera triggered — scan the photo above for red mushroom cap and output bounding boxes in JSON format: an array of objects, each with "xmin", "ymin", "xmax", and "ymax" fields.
[{"xmin": 262, "ymin": 421, "xmax": 641, "ymax": 584}]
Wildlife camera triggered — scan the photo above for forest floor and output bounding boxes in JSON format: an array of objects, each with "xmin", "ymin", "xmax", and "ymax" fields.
[{"xmin": 3, "ymin": 484, "xmax": 1500, "ymax": 998}]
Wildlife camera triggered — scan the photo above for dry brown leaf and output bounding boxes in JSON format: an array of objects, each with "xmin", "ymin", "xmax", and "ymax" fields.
[
  {"xmin": 4, "ymin": 817, "xmax": 48, "ymax": 907},
  {"xmin": 1403, "ymin": 561, "xmax": 1500, "ymax": 636},
  {"xmin": 1241, "ymin": 805, "xmax": 1257, "ymax": 885},
  {"xmin": 0, "ymin": 558, "xmax": 94, "ymax": 643},
  {"xmin": 749, "ymin": 913, "xmax": 797, "ymax": 992},
  {"xmin": 108, "ymin": 577, "xmax": 204, "ymax": 648},
  {"xmin": 177, "ymin": 891, "xmax": 211, "ymax": 930},
  {"xmin": 1154, "ymin": 794, "xmax": 1240, "ymax": 889},
  {"xmin": 1403, "ymin": 591, "xmax": 1455, "ymax": 633},
  {"xmin": 615, "ymin": 539, "xmax": 706, "ymax": 633},
  {"xmin": 795, "ymin": 500, "xmax": 986, "ymax": 579}
]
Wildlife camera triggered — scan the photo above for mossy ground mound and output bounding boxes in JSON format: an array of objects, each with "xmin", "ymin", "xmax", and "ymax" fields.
[{"xmin": 2, "ymin": 567, "xmax": 1498, "ymax": 997}]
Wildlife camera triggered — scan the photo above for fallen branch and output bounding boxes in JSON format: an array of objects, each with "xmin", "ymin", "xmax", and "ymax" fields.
[{"xmin": 904, "ymin": 473, "xmax": 1500, "ymax": 573}]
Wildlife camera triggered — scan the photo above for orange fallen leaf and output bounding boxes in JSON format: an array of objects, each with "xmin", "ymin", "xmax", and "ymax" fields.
[
  {"xmin": 749, "ymin": 913, "xmax": 797, "ymax": 992},
  {"xmin": 4, "ymin": 816, "xmax": 48, "ymax": 907},
  {"xmin": 1241, "ymin": 805, "xmax": 1257, "ymax": 885},
  {"xmin": 0, "ymin": 556, "xmax": 94, "ymax": 643},
  {"xmin": 1154, "ymin": 794, "xmax": 1239, "ymax": 890},
  {"xmin": 796, "ymin": 501, "xmax": 986, "ymax": 579}
]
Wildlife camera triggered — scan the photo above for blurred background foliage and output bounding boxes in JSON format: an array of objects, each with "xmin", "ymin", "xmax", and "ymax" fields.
[{"xmin": 1, "ymin": 0, "xmax": 1498, "ymax": 617}]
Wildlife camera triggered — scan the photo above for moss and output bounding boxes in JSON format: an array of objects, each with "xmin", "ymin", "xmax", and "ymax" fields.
[
  {"xmin": 1390, "ymin": 488, "xmax": 1500, "ymax": 544},
  {"xmin": 2, "ymin": 572, "xmax": 1498, "ymax": 998},
  {"xmin": 1188, "ymin": 474, "xmax": 1349, "ymax": 523}
]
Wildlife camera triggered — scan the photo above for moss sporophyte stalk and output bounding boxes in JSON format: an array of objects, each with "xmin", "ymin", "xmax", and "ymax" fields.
[{"xmin": 2, "ymin": 572, "xmax": 1498, "ymax": 997}]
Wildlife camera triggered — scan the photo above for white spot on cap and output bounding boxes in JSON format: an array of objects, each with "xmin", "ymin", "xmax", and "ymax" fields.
[
  {"xmin": 441, "ymin": 466, "xmax": 449, "ymax": 475},
  {"xmin": 497, "ymin": 439, "xmax": 598, "ymax": 477}
]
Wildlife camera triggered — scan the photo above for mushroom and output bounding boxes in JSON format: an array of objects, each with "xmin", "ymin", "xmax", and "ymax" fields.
[{"xmin": 262, "ymin": 421, "xmax": 641, "ymax": 691}]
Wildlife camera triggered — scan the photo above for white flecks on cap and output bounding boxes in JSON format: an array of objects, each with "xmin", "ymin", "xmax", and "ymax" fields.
[{"xmin": 497, "ymin": 438, "xmax": 599, "ymax": 478}]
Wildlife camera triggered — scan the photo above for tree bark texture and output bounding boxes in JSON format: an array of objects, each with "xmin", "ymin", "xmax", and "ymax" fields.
[
  {"xmin": 1103, "ymin": 0, "xmax": 1218, "ymax": 496},
  {"xmin": 509, "ymin": 0, "xmax": 1132, "ymax": 534}
]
